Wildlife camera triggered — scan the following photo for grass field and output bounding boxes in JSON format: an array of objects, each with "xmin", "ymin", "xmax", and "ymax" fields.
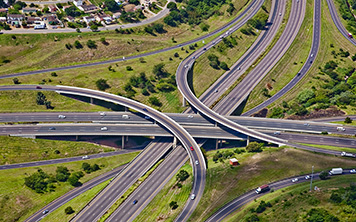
[
  {"xmin": 225, "ymin": 174, "xmax": 356, "ymax": 222},
  {"xmin": 0, "ymin": 151, "xmax": 139, "ymax": 222},
  {"xmin": 0, "ymin": 136, "xmax": 116, "ymax": 165},
  {"xmin": 133, "ymin": 163, "xmax": 192, "ymax": 222},
  {"xmin": 244, "ymin": 0, "xmax": 313, "ymax": 111},
  {"xmin": 298, "ymin": 142, "xmax": 356, "ymax": 153},
  {"xmin": 191, "ymin": 0, "xmax": 272, "ymax": 98},
  {"xmin": 0, "ymin": 0, "xmax": 249, "ymax": 75},
  {"xmin": 248, "ymin": 0, "xmax": 356, "ymax": 116}
]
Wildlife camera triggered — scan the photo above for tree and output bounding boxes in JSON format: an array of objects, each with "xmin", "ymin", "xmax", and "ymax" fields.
[
  {"xmin": 82, "ymin": 162, "xmax": 91, "ymax": 173},
  {"xmin": 96, "ymin": 79, "xmax": 110, "ymax": 91},
  {"xmin": 90, "ymin": 24, "xmax": 98, "ymax": 32},
  {"xmin": 344, "ymin": 117, "xmax": 353, "ymax": 124},
  {"xmin": 167, "ymin": 2, "xmax": 177, "ymax": 10},
  {"xmin": 176, "ymin": 170, "xmax": 189, "ymax": 182},
  {"xmin": 169, "ymin": 201, "xmax": 178, "ymax": 209},
  {"xmin": 65, "ymin": 206, "xmax": 75, "ymax": 214},
  {"xmin": 152, "ymin": 23, "xmax": 164, "ymax": 33},
  {"xmin": 319, "ymin": 171, "xmax": 329, "ymax": 180},
  {"xmin": 152, "ymin": 63, "xmax": 167, "ymax": 78},
  {"xmin": 65, "ymin": 6, "xmax": 81, "ymax": 17},
  {"xmin": 220, "ymin": 62, "xmax": 229, "ymax": 70},
  {"xmin": 13, "ymin": 78, "xmax": 20, "ymax": 84},
  {"xmin": 105, "ymin": 0, "xmax": 120, "ymax": 12},
  {"xmin": 68, "ymin": 175, "xmax": 82, "ymax": 187},
  {"xmin": 86, "ymin": 40, "xmax": 97, "ymax": 49},
  {"xmin": 148, "ymin": 96, "xmax": 162, "ymax": 106},
  {"xmin": 74, "ymin": 40, "xmax": 83, "ymax": 49},
  {"xmin": 36, "ymin": 92, "xmax": 46, "ymax": 105},
  {"xmin": 24, "ymin": 169, "xmax": 49, "ymax": 193},
  {"xmin": 246, "ymin": 142, "xmax": 263, "ymax": 153},
  {"xmin": 126, "ymin": 66, "xmax": 133, "ymax": 71}
]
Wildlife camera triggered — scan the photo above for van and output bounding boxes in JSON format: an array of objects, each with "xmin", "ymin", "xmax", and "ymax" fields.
[
  {"xmin": 122, "ymin": 115, "xmax": 129, "ymax": 119},
  {"xmin": 336, "ymin": 126, "xmax": 345, "ymax": 131}
]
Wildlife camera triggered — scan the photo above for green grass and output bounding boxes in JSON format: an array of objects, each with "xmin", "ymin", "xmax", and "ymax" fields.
[
  {"xmin": 331, "ymin": 120, "xmax": 356, "ymax": 126},
  {"xmin": 188, "ymin": 146, "xmax": 356, "ymax": 221},
  {"xmin": 298, "ymin": 142, "xmax": 356, "ymax": 153},
  {"xmin": 257, "ymin": 0, "xmax": 356, "ymax": 116},
  {"xmin": 0, "ymin": 151, "xmax": 139, "ymax": 222},
  {"xmin": 0, "ymin": 136, "xmax": 116, "ymax": 165},
  {"xmin": 225, "ymin": 174, "xmax": 356, "ymax": 222},
  {"xmin": 244, "ymin": 0, "xmax": 313, "ymax": 111},
  {"xmin": 191, "ymin": 0, "xmax": 272, "ymax": 98},
  {"xmin": 133, "ymin": 162, "xmax": 192, "ymax": 222},
  {"xmin": 41, "ymin": 179, "xmax": 111, "ymax": 222}
]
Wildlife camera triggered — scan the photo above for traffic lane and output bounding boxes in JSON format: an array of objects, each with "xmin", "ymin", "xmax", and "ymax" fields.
[
  {"xmin": 72, "ymin": 139, "xmax": 173, "ymax": 222},
  {"xmin": 0, "ymin": 149, "xmax": 138, "ymax": 170},
  {"xmin": 242, "ymin": 0, "xmax": 320, "ymax": 116},
  {"xmin": 26, "ymin": 164, "xmax": 126, "ymax": 222},
  {"xmin": 106, "ymin": 147, "xmax": 188, "ymax": 222}
]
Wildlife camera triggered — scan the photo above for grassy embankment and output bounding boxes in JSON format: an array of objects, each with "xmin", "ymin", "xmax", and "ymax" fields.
[
  {"xmin": 0, "ymin": 136, "xmax": 116, "ymax": 165},
  {"xmin": 0, "ymin": 151, "xmax": 139, "ymax": 222},
  {"xmin": 133, "ymin": 146, "xmax": 356, "ymax": 221},
  {"xmin": 0, "ymin": 0, "xmax": 249, "ymax": 75},
  {"xmin": 245, "ymin": 0, "xmax": 356, "ymax": 116},
  {"xmin": 225, "ymin": 174, "xmax": 356, "ymax": 222}
]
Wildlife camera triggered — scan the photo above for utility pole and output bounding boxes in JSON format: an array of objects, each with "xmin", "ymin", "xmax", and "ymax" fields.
[{"xmin": 310, "ymin": 165, "xmax": 314, "ymax": 191}]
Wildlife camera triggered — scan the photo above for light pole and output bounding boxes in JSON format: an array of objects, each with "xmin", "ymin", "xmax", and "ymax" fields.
[{"xmin": 310, "ymin": 165, "xmax": 314, "ymax": 191}]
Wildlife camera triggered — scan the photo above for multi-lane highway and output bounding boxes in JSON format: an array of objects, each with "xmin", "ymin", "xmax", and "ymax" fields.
[
  {"xmin": 205, "ymin": 170, "xmax": 355, "ymax": 222},
  {"xmin": 243, "ymin": 0, "xmax": 321, "ymax": 116}
]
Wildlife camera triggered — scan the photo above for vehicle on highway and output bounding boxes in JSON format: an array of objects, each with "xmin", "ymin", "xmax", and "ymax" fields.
[
  {"xmin": 292, "ymin": 178, "xmax": 298, "ymax": 183},
  {"xmin": 305, "ymin": 175, "xmax": 310, "ymax": 180},
  {"xmin": 122, "ymin": 56, "xmax": 125, "ymax": 60},
  {"xmin": 36, "ymin": 86, "xmax": 42, "ymax": 89},
  {"xmin": 191, "ymin": 194, "xmax": 195, "ymax": 200},
  {"xmin": 188, "ymin": 115, "xmax": 194, "ymax": 118},
  {"xmin": 133, "ymin": 200, "xmax": 138, "ymax": 205},
  {"xmin": 336, "ymin": 126, "xmax": 345, "ymax": 131},
  {"xmin": 203, "ymin": 48, "xmax": 207, "ymax": 50},
  {"xmin": 350, "ymin": 169, "xmax": 356, "ymax": 173},
  {"xmin": 190, "ymin": 146, "xmax": 194, "ymax": 151},
  {"xmin": 311, "ymin": 54, "xmax": 313, "ymax": 57},
  {"xmin": 215, "ymin": 89, "xmax": 218, "ymax": 93},
  {"xmin": 237, "ymin": 67, "xmax": 241, "ymax": 70},
  {"xmin": 329, "ymin": 168, "xmax": 343, "ymax": 175},
  {"xmin": 143, "ymin": 108, "xmax": 148, "ymax": 112},
  {"xmin": 184, "ymin": 65, "xmax": 188, "ymax": 68},
  {"xmin": 304, "ymin": 123, "xmax": 310, "ymax": 126},
  {"xmin": 195, "ymin": 160, "xmax": 199, "ymax": 165},
  {"xmin": 341, "ymin": 152, "xmax": 356, "ymax": 158},
  {"xmin": 49, "ymin": 127, "xmax": 56, "ymax": 130},
  {"xmin": 82, "ymin": 155, "xmax": 89, "ymax": 159},
  {"xmin": 42, "ymin": 210, "xmax": 49, "ymax": 214},
  {"xmin": 273, "ymin": 131, "xmax": 281, "ymax": 135},
  {"xmin": 100, "ymin": 112, "xmax": 106, "ymax": 117},
  {"xmin": 348, "ymin": 33, "xmax": 353, "ymax": 38},
  {"xmin": 58, "ymin": 115, "xmax": 66, "ymax": 119},
  {"xmin": 144, "ymin": 116, "xmax": 151, "ymax": 120},
  {"xmin": 255, "ymin": 184, "xmax": 269, "ymax": 194},
  {"xmin": 100, "ymin": 127, "xmax": 108, "ymax": 131},
  {"xmin": 279, "ymin": 12, "xmax": 282, "ymax": 16},
  {"xmin": 297, "ymin": 72, "xmax": 301, "ymax": 76},
  {"xmin": 122, "ymin": 115, "xmax": 129, "ymax": 119}
]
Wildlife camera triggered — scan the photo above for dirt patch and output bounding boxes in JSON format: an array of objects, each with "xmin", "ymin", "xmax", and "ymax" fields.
[{"xmin": 286, "ymin": 107, "xmax": 345, "ymax": 120}]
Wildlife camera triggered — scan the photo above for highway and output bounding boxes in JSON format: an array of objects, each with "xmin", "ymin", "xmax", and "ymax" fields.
[
  {"xmin": 205, "ymin": 171, "xmax": 355, "ymax": 222},
  {"xmin": 326, "ymin": 0, "xmax": 356, "ymax": 46},
  {"xmin": 243, "ymin": 0, "xmax": 321, "ymax": 116},
  {"xmin": 0, "ymin": 112, "xmax": 355, "ymax": 135},
  {"xmin": 0, "ymin": 0, "xmax": 263, "ymax": 79},
  {"xmin": 213, "ymin": 0, "xmax": 305, "ymax": 115}
]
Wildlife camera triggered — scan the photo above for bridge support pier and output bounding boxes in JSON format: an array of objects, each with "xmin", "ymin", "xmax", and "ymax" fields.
[
  {"xmin": 182, "ymin": 97, "xmax": 186, "ymax": 107},
  {"xmin": 125, "ymin": 107, "xmax": 128, "ymax": 112},
  {"xmin": 75, "ymin": 135, "xmax": 79, "ymax": 141},
  {"xmin": 173, "ymin": 137, "xmax": 177, "ymax": 148},
  {"xmin": 216, "ymin": 139, "xmax": 222, "ymax": 149},
  {"xmin": 122, "ymin": 135, "xmax": 125, "ymax": 149},
  {"xmin": 246, "ymin": 136, "xmax": 250, "ymax": 146},
  {"xmin": 90, "ymin": 97, "xmax": 94, "ymax": 104}
]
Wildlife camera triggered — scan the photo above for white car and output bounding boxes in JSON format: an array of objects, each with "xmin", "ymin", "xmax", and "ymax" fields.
[
  {"xmin": 350, "ymin": 169, "xmax": 356, "ymax": 173},
  {"xmin": 188, "ymin": 115, "xmax": 194, "ymax": 118},
  {"xmin": 274, "ymin": 131, "xmax": 281, "ymax": 135},
  {"xmin": 195, "ymin": 160, "xmax": 199, "ymax": 165},
  {"xmin": 101, "ymin": 127, "xmax": 108, "ymax": 131},
  {"xmin": 305, "ymin": 175, "xmax": 310, "ymax": 180},
  {"xmin": 58, "ymin": 115, "xmax": 66, "ymax": 119},
  {"xmin": 82, "ymin": 155, "xmax": 89, "ymax": 159},
  {"xmin": 100, "ymin": 112, "xmax": 106, "ymax": 117},
  {"xmin": 145, "ymin": 116, "xmax": 151, "ymax": 120},
  {"xmin": 304, "ymin": 123, "xmax": 310, "ymax": 126},
  {"xmin": 292, "ymin": 178, "xmax": 298, "ymax": 183},
  {"xmin": 191, "ymin": 194, "xmax": 195, "ymax": 200}
]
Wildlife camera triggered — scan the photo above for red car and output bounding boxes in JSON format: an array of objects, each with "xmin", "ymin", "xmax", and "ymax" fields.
[{"xmin": 190, "ymin": 146, "xmax": 194, "ymax": 151}]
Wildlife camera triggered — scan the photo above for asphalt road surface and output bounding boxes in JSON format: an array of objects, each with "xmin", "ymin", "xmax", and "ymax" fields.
[{"xmin": 243, "ymin": 0, "xmax": 321, "ymax": 116}]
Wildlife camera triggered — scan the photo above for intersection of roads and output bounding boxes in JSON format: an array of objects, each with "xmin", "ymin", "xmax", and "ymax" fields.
[{"xmin": 1, "ymin": 0, "xmax": 356, "ymax": 221}]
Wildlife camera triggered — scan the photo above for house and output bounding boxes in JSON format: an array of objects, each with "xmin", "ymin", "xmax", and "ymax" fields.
[
  {"xmin": 46, "ymin": 15, "xmax": 59, "ymax": 25},
  {"xmin": 0, "ymin": 17, "xmax": 6, "ymax": 22},
  {"xmin": 7, "ymin": 14, "xmax": 25, "ymax": 25},
  {"xmin": 96, "ymin": 14, "xmax": 112, "ymax": 24},
  {"xmin": 0, "ymin": 8, "xmax": 8, "ymax": 13},
  {"xmin": 73, "ymin": 0, "xmax": 83, "ymax": 7},
  {"xmin": 134, "ymin": 5, "xmax": 144, "ymax": 11},
  {"xmin": 112, "ymin": 12, "xmax": 121, "ymax": 19},
  {"xmin": 79, "ymin": 4, "xmax": 98, "ymax": 13},
  {"xmin": 26, "ymin": 16, "xmax": 41, "ymax": 24},
  {"xmin": 83, "ymin": 16, "xmax": 95, "ymax": 24},
  {"xmin": 66, "ymin": 16, "xmax": 75, "ymax": 22},
  {"xmin": 48, "ymin": 5, "xmax": 58, "ymax": 13},
  {"xmin": 22, "ymin": 8, "xmax": 38, "ymax": 13},
  {"xmin": 229, "ymin": 158, "xmax": 239, "ymax": 166}
]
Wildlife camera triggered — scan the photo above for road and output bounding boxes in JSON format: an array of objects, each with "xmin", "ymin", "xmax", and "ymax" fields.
[
  {"xmin": 243, "ymin": 0, "xmax": 321, "ymax": 116},
  {"xmin": 205, "ymin": 170, "xmax": 355, "ymax": 222},
  {"xmin": 326, "ymin": 0, "xmax": 356, "ymax": 46},
  {"xmin": 213, "ymin": 0, "xmax": 306, "ymax": 115},
  {"xmin": 0, "ymin": 0, "xmax": 262, "ymax": 80}
]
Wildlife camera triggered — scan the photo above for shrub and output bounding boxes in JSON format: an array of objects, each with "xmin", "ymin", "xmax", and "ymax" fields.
[
  {"xmin": 148, "ymin": 96, "xmax": 162, "ymax": 106},
  {"xmin": 246, "ymin": 142, "xmax": 263, "ymax": 153},
  {"xmin": 319, "ymin": 171, "xmax": 329, "ymax": 180},
  {"xmin": 65, "ymin": 206, "xmax": 75, "ymax": 214},
  {"xmin": 86, "ymin": 40, "xmax": 97, "ymax": 49},
  {"xmin": 169, "ymin": 201, "xmax": 178, "ymax": 209},
  {"xmin": 220, "ymin": 62, "xmax": 229, "ymax": 70},
  {"xmin": 51, "ymin": 72, "xmax": 58, "ymax": 77},
  {"xmin": 126, "ymin": 66, "xmax": 133, "ymax": 71},
  {"xmin": 95, "ymin": 79, "xmax": 110, "ymax": 91},
  {"xmin": 13, "ymin": 78, "xmax": 20, "ymax": 84},
  {"xmin": 345, "ymin": 117, "xmax": 353, "ymax": 123},
  {"xmin": 74, "ymin": 40, "xmax": 83, "ymax": 49},
  {"xmin": 176, "ymin": 170, "xmax": 189, "ymax": 182}
]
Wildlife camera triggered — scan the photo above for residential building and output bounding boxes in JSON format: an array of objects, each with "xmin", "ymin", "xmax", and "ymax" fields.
[
  {"xmin": 22, "ymin": 8, "xmax": 38, "ymax": 13},
  {"xmin": 112, "ymin": 12, "xmax": 121, "ymax": 19},
  {"xmin": 48, "ymin": 5, "xmax": 58, "ymax": 13},
  {"xmin": 26, "ymin": 16, "xmax": 41, "ymax": 24},
  {"xmin": 7, "ymin": 14, "xmax": 25, "ymax": 25},
  {"xmin": 96, "ymin": 14, "xmax": 112, "ymax": 24},
  {"xmin": 229, "ymin": 158, "xmax": 239, "ymax": 166},
  {"xmin": 73, "ymin": 0, "xmax": 83, "ymax": 7},
  {"xmin": 79, "ymin": 4, "xmax": 98, "ymax": 13},
  {"xmin": 67, "ymin": 16, "xmax": 75, "ymax": 22},
  {"xmin": 83, "ymin": 16, "xmax": 95, "ymax": 24},
  {"xmin": 0, "ymin": 17, "xmax": 6, "ymax": 22}
]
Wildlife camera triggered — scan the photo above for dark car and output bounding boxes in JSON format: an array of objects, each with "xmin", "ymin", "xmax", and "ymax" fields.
[
  {"xmin": 42, "ymin": 210, "xmax": 49, "ymax": 214},
  {"xmin": 143, "ymin": 108, "xmax": 148, "ymax": 112},
  {"xmin": 49, "ymin": 127, "xmax": 56, "ymax": 130},
  {"xmin": 133, "ymin": 200, "xmax": 138, "ymax": 205},
  {"xmin": 36, "ymin": 86, "xmax": 42, "ymax": 89}
]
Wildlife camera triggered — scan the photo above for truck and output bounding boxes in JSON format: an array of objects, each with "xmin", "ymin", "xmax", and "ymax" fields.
[
  {"xmin": 341, "ymin": 152, "xmax": 356, "ymax": 158},
  {"xmin": 348, "ymin": 33, "xmax": 353, "ymax": 38},
  {"xmin": 329, "ymin": 168, "xmax": 343, "ymax": 175},
  {"xmin": 255, "ymin": 184, "xmax": 270, "ymax": 194}
]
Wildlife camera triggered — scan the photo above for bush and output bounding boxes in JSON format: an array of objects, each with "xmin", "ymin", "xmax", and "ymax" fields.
[
  {"xmin": 220, "ymin": 62, "xmax": 229, "ymax": 70},
  {"xmin": 65, "ymin": 206, "xmax": 75, "ymax": 214},
  {"xmin": 246, "ymin": 142, "xmax": 263, "ymax": 153},
  {"xmin": 87, "ymin": 40, "xmax": 97, "ymax": 49},
  {"xmin": 148, "ymin": 96, "xmax": 162, "ymax": 106},
  {"xmin": 319, "ymin": 171, "xmax": 329, "ymax": 180},
  {"xmin": 126, "ymin": 66, "xmax": 133, "ymax": 71},
  {"xmin": 51, "ymin": 72, "xmax": 58, "ymax": 77},
  {"xmin": 74, "ymin": 40, "xmax": 83, "ymax": 49},
  {"xmin": 13, "ymin": 78, "xmax": 20, "ymax": 84},
  {"xmin": 345, "ymin": 117, "xmax": 353, "ymax": 123},
  {"xmin": 95, "ymin": 79, "xmax": 110, "ymax": 91},
  {"xmin": 176, "ymin": 170, "xmax": 189, "ymax": 182},
  {"xmin": 169, "ymin": 201, "xmax": 178, "ymax": 209}
]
